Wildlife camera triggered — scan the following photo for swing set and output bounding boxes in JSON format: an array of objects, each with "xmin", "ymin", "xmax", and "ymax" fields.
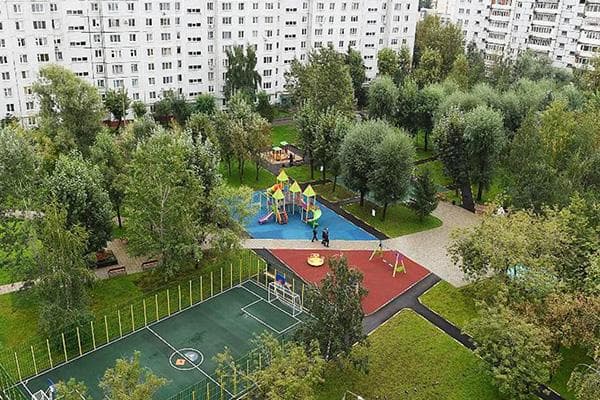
[{"xmin": 369, "ymin": 242, "xmax": 406, "ymax": 277}]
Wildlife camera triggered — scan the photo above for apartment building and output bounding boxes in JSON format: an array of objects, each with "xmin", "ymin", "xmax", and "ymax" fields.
[
  {"xmin": 0, "ymin": 0, "xmax": 419, "ymax": 125},
  {"xmin": 425, "ymin": 0, "xmax": 600, "ymax": 69}
]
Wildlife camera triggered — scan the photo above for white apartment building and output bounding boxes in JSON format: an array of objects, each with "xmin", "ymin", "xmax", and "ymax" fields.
[
  {"xmin": 426, "ymin": 0, "xmax": 600, "ymax": 69},
  {"xmin": 0, "ymin": 0, "xmax": 419, "ymax": 126}
]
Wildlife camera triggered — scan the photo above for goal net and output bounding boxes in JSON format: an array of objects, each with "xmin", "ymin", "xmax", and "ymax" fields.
[
  {"xmin": 267, "ymin": 281, "xmax": 302, "ymax": 316},
  {"xmin": 31, "ymin": 390, "xmax": 50, "ymax": 400}
]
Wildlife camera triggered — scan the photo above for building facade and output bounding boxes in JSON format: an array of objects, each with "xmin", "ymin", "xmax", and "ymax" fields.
[
  {"xmin": 425, "ymin": 0, "xmax": 600, "ymax": 69},
  {"xmin": 0, "ymin": 0, "xmax": 419, "ymax": 125}
]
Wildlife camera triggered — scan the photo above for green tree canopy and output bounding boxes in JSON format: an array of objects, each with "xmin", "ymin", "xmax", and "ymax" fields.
[
  {"xmin": 297, "ymin": 256, "xmax": 368, "ymax": 361},
  {"xmin": 193, "ymin": 94, "xmax": 217, "ymax": 115},
  {"xmin": 313, "ymin": 108, "xmax": 352, "ymax": 181},
  {"xmin": 346, "ymin": 47, "xmax": 367, "ymax": 107},
  {"xmin": 377, "ymin": 48, "xmax": 399, "ymax": 77},
  {"xmin": 285, "ymin": 46, "xmax": 354, "ymax": 114},
  {"xmin": 103, "ymin": 89, "xmax": 130, "ymax": 131},
  {"xmin": 131, "ymin": 101, "xmax": 147, "ymax": 119},
  {"xmin": 568, "ymin": 347, "xmax": 600, "ymax": 400},
  {"xmin": 415, "ymin": 15, "xmax": 464, "ymax": 76},
  {"xmin": 255, "ymin": 91, "xmax": 274, "ymax": 122},
  {"xmin": 33, "ymin": 65, "xmax": 105, "ymax": 155},
  {"xmin": 45, "ymin": 152, "xmax": 112, "ymax": 251},
  {"xmin": 413, "ymin": 48, "xmax": 443, "ymax": 87},
  {"xmin": 224, "ymin": 45, "xmax": 261, "ymax": 100},
  {"xmin": 367, "ymin": 75, "xmax": 399, "ymax": 121},
  {"xmin": 410, "ymin": 168, "xmax": 439, "ymax": 220}
]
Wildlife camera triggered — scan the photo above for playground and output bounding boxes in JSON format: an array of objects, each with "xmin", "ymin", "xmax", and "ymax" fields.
[
  {"xmin": 246, "ymin": 169, "xmax": 376, "ymax": 241},
  {"xmin": 11, "ymin": 280, "xmax": 306, "ymax": 400},
  {"xmin": 271, "ymin": 249, "xmax": 431, "ymax": 315}
]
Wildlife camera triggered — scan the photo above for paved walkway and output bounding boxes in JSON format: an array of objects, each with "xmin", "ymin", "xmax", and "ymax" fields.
[{"xmin": 384, "ymin": 202, "xmax": 479, "ymax": 286}]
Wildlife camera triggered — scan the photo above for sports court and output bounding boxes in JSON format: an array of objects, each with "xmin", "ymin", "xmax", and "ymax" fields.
[
  {"xmin": 14, "ymin": 280, "xmax": 306, "ymax": 400},
  {"xmin": 271, "ymin": 249, "xmax": 431, "ymax": 315}
]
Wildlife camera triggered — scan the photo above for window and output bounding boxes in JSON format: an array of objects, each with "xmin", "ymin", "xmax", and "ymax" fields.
[
  {"xmin": 6, "ymin": 104, "xmax": 15, "ymax": 112},
  {"xmin": 1, "ymin": 72, "xmax": 10, "ymax": 80},
  {"xmin": 37, "ymin": 54, "xmax": 49, "ymax": 62},
  {"xmin": 33, "ymin": 21, "xmax": 47, "ymax": 29},
  {"xmin": 31, "ymin": 4, "xmax": 44, "ymax": 12}
]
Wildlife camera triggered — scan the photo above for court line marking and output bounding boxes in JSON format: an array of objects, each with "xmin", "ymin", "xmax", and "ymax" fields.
[
  {"xmin": 146, "ymin": 326, "xmax": 234, "ymax": 397},
  {"xmin": 239, "ymin": 282, "xmax": 303, "ymax": 322},
  {"xmin": 9, "ymin": 280, "xmax": 259, "ymax": 393},
  {"xmin": 168, "ymin": 348, "xmax": 204, "ymax": 371}
]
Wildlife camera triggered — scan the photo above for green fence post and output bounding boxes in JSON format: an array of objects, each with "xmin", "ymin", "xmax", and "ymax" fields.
[
  {"xmin": 143, "ymin": 299, "xmax": 148, "ymax": 326},
  {"xmin": 76, "ymin": 327, "xmax": 82, "ymax": 356},
  {"xmin": 189, "ymin": 280, "xmax": 193, "ymax": 307},
  {"xmin": 90, "ymin": 321, "xmax": 96, "ymax": 350},
  {"xmin": 14, "ymin": 352, "xmax": 21, "ymax": 382},
  {"xmin": 178, "ymin": 285, "xmax": 182, "ymax": 311},
  {"xmin": 206, "ymin": 383, "xmax": 210, "ymax": 400},
  {"xmin": 230, "ymin": 263, "xmax": 233, "ymax": 288},
  {"xmin": 30, "ymin": 346, "xmax": 37, "ymax": 375},
  {"xmin": 46, "ymin": 339, "xmax": 53, "ymax": 369},
  {"xmin": 167, "ymin": 289, "xmax": 171, "ymax": 316},
  {"xmin": 131, "ymin": 304, "xmax": 135, "ymax": 331},
  {"xmin": 118, "ymin": 310, "xmax": 123, "ymax": 337},
  {"xmin": 239, "ymin": 260, "xmax": 242, "ymax": 284},
  {"xmin": 104, "ymin": 315, "xmax": 109, "ymax": 343},
  {"xmin": 200, "ymin": 276, "xmax": 203, "ymax": 302},
  {"xmin": 210, "ymin": 272, "xmax": 214, "ymax": 297},
  {"xmin": 220, "ymin": 375, "xmax": 224, "ymax": 400},
  {"xmin": 155, "ymin": 294, "xmax": 159, "ymax": 320},
  {"xmin": 220, "ymin": 268, "xmax": 223, "ymax": 293},
  {"xmin": 61, "ymin": 333, "xmax": 68, "ymax": 363}
]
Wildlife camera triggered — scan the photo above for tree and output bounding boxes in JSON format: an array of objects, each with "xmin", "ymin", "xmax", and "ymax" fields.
[
  {"xmin": 131, "ymin": 101, "xmax": 147, "ymax": 119},
  {"xmin": 193, "ymin": 94, "xmax": 217, "ymax": 115},
  {"xmin": 125, "ymin": 130, "xmax": 205, "ymax": 278},
  {"xmin": 216, "ymin": 333, "xmax": 325, "ymax": 400},
  {"xmin": 152, "ymin": 91, "xmax": 190, "ymax": 127},
  {"xmin": 468, "ymin": 306, "xmax": 559, "ymax": 399},
  {"xmin": 346, "ymin": 47, "xmax": 367, "ymax": 107},
  {"xmin": 367, "ymin": 75, "xmax": 399, "ymax": 121},
  {"xmin": 413, "ymin": 48, "xmax": 443, "ymax": 87},
  {"xmin": 255, "ymin": 91, "xmax": 274, "ymax": 122},
  {"xmin": 568, "ymin": 347, "xmax": 600, "ymax": 400},
  {"xmin": 313, "ymin": 109, "xmax": 351, "ymax": 181},
  {"xmin": 410, "ymin": 168, "xmax": 439, "ymax": 220},
  {"xmin": 415, "ymin": 15, "xmax": 464, "ymax": 76},
  {"xmin": 33, "ymin": 65, "xmax": 105, "ymax": 154},
  {"xmin": 432, "ymin": 109, "xmax": 475, "ymax": 211},
  {"xmin": 103, "ymin": 89, "xmax": 130, "ymax": 132},
  {"xmin": 466, "ymin": 42, "xmax": 486, "ymax": 87},
  {"xmin": 45, "ymin": 152, "xmax": 113, "ymax": 252},
  {"xmin": 32, "ymin": 205, "xmax": 94, "ymax": 336},
  {"xmin": 377, "ymin": 48, "xmax": 399, "ymax": 77},
  {"xmin": 186, "ymin": 112, "xmax": 216, "ymax": 144},
  {"xmin": 340, "ymin": 120, "xmax": 387, "ymax": 206},
  {"xmin": 447, "ymin": 53, "xmax": 470, "ymax": 90},
  {"xmin": 297, "ymin": 256, "xmax": 368, "ymax": 361},
  {"xmin": 295, "ymin": 102, "xmax": 320, "ymax": 180},
  {"xmin": 89, "ymin": 131, "xmax": 127, "ymax": 228},
  {"xmin": 99, "ymin": 351, "xmax": 167, "ymax": 400},
  {"xmin": 396, "ymin": 46, "xmax": 413, "ymax": 85},
  {"xmin": 54, "ymin": 379, "xmax": 92, "ymax": 400},
  {"xmin": 224, "ymin": 45, "xmax": 261, "ymax": 101},
  {"xmin": 368, "ymin": 128, "xmax": 415, "ymax": 220},
  {"xmin": 285, "ymin": 46, "xmax": 354, "ymax": 114},
  {"xmin": 463, "ymin": 105, "xmax": 505, "ymax": 201}
]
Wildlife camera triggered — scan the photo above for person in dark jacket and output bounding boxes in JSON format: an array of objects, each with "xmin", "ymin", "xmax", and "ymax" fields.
[{"xmin": 322, "ymin": 228, "xmax": 329, "ymax": 247}]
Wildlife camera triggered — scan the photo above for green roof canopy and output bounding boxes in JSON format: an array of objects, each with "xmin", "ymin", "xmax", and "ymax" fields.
[
  {"xmin": 277, "ymin": 169, "xmax": 289, "ymax": 182},
  {"xmin": 280, "ymin": 141, "xmax": 289, "ymax": 147},
  {"xmin": 289, "ymin": 181, "xmax": 302, "ymax": 193},
  {"xmin": 272, "ymin": 188, "xmax": 285, "ymax": 200},
  {"xmin": 303, "ymin": 184, "xmax": 316, "ymax": 198},
  {"xmin": 272, "ymin": 146, "xmax": 282, "ymax": 151}
]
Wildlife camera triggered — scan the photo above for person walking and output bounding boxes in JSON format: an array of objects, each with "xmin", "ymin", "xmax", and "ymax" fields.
[
  {"xmin": 322, "ymin": 228, "xmax": 330, "ymax": 247},
  {"xmin": 288, "ymin": 152, "xmax": 294, "ymax": 167},
  {"xmin": 311, "ymin": 224, "xmax": 318, "ymax": 242}
]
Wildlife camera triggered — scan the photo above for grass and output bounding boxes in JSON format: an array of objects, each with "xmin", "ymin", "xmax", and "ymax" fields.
[
  {"xmin": 0, "ymin": 267, "xmax": 17, "ymax": 286},
  {"xmin": 416, "ymin": 159, "xmax": 453, "ymax": 188},
  {"xmin": 419, "ymin": 281, "xmax": 592, "ymax": 399},
  {"xmin": 0, "ymin": 250, "xmax": 259, "ymax": 349},
  {"xmin": 219, "ymin": 161, "xmax": 275, "ymax": 190},
  {"xmin": 286, "ymin": 164, "xmax": 320, "ymax": 183},
  {"xmin": 414, "ymin": 130, "xmax": 435, "ymax": 161},
  {"xmin": 313, "ymin": 182, "xmax": 356, "ymax": 203},
  {"xmin": 343, "ymin": 202, "xmax": 442, "ymax": 237},
  {"xmin": 271, "ymin": 124, "xmax": 299, "ymax": 146},
  {"xmin": 316, "ymin": 310, "xmax": 503, "ymax": 400}
]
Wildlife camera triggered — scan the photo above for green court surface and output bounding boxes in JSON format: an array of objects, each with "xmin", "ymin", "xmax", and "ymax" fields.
[{"xmin": 18, "ymin": 280, "xmax": 304, "ymax": 400}]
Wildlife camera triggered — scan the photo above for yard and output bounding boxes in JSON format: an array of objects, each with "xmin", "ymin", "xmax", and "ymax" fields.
[
  {"xmin": 219, "ymin": 161, "xmax": 275, "ymax": 190},
  {"xmin": 313, "ymin": 182, "xmax": 356, "ymax": 203},
  {"xmin": 343, "ymin": 201, "xmax": 442, "ymax": 237},
  {"xmin": 271, "ymin": 124, "xmax": 299, "ymax": 146},
  {"xmin": 316, "ymin": 310, "xmax": 504, "ymax": 400},
  {"xmin": 420, "ymin": 281, "xmax": 592, "ymax": 399}
]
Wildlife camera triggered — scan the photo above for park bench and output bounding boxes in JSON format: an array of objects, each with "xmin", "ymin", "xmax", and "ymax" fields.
[
  {"xmin": 107, "ymin": 266, "xmax": 126, "ymax": 277},
  {"xmin": 141, "ymin": 259, "xmax": 159, "ymax": 271}
]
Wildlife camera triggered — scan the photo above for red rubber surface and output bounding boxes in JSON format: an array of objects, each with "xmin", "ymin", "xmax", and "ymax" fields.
[{"xmin": 270, "ymin": 249, "xmax": 431, "ymax": 315}]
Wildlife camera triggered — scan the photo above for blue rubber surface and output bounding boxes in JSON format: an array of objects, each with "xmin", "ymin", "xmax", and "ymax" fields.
[{"xmin": 246, "ymin": 196, "xmax": 376, "ymax": 241}]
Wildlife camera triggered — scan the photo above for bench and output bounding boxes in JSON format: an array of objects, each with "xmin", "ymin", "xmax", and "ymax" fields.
[
  {"xmin": 107, "ymin": 266, "xmax": 126, "ymax": 277},
  {"xmin": 141, "ymin": 259, "xmax": 159, "ymax": 271}
]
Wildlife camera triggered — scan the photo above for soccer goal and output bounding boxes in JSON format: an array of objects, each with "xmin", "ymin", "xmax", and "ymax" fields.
[
  {"xmin": 31, "ymin": 390, "xmax": 51, "ymax": 400},
  {"xmin": 267, "ymin": 281, "xmax": 302, "ymax": 316}
]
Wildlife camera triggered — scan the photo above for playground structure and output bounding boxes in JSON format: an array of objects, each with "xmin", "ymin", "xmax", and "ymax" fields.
[
  {"xmin": 306, "ymin": 253, "xmax": 325, "ymax": 267},
  {"xmin": 262, "ymin": 142, "xmax": 303, "ymax": 165},
  {"xmin": 256, "ymin": 169, "xmax": 322, "ymax": 228},
  {"xmin": 369, "ymin": 242, "xmax": 406, "ymax": 277}
]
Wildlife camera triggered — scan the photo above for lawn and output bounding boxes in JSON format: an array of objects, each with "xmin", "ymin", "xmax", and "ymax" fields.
[
  {"xmin": 271, "ymin": 124, "xmax": 299, "ymax": 146},
  {"xmin": 419, "ymin": 281, "xmax": 591, "ymax": 399},
  {"xmin": 414, "ymin": 130, "xmax": 435, "ymax": 161},
  {"xmin": 0, "ymin": 250, "xmax": 261, "ymax": 349},
  {"xmin": 219, "ymin": 161, "xmax": 275, "ymax": 190},
  {"xmin": 316, "ymin": 310, "xmax": 503, "ymax": 400},
  {"xmin": 286, "ymin": 164, "xmax": 320, "ymax": 183},
  {"xmin": 343, "ymin": 202, "xmax": 442, "ymax": 237},
  {"xmin": 416, "ymin": 159, "xmax": 453, "ymax": 188},
  {"xmin": 313, "ymin": 182, "xmax": 356, "ymax": 203}
]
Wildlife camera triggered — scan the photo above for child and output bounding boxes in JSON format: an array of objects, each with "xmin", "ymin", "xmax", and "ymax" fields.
[
  {"xmin": 322, "ymin": 228, "xmax": 330, "ymax": 247},
  {"xmin": 311, "ymin": 224, "xmax": 318, "ymax": 242}
]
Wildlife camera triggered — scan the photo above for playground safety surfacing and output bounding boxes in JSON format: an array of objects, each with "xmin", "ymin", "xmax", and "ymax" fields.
[
  {"xmin": 16, "ymin": 280, "xmax": 305, "ymax": 400},
  {"xmin": 271, "ymin": 249, "xmax": 430, "ymax": 315},
  {"xmin": 246, "ymin": 196, "xmax": 377, "ymax": 241}
]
